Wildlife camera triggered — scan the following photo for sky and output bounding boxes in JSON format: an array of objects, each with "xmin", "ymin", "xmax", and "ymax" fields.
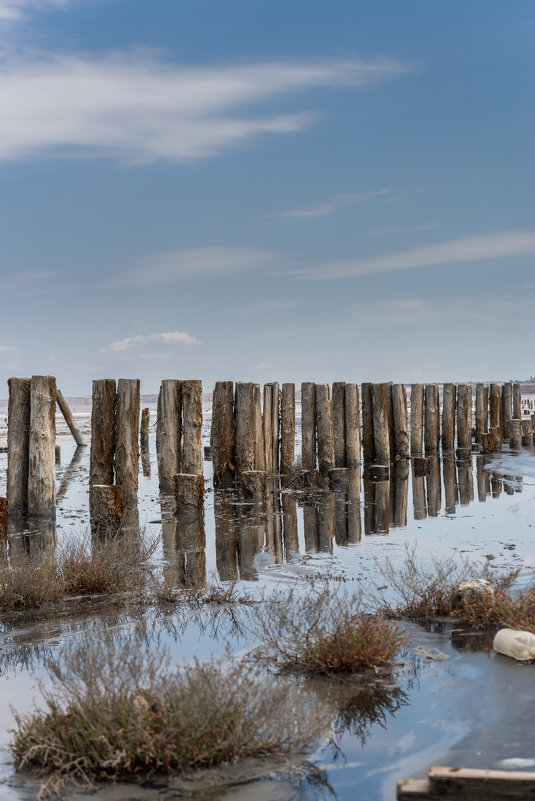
[{"xmin": 0, "ymin": 0, "xmax": 533, "ymax": 396}]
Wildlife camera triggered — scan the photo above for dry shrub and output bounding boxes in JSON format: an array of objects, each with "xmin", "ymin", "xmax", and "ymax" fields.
[
  {"xmin": 249, "ymin": 582, "xmax": 405, "ymax": 674},
  {"xmin": 0, "ymin": 561, "xmax": 64, "ymax": 611},
  {"xmin": 371, "ymin": 544, "xmax": 520, "ymax": 622},
  {"xmin": 455, "ymin": 586, "xmax": 535, "ymax": 632},
  {"xmin": 10, "ymin": 627, "xmax": 328, "ymax": 797},
  {"xmin": 0, "ymin": 532, "xmax": 158, "ymax": 612}
]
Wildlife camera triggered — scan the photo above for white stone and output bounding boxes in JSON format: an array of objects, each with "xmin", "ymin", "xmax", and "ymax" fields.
[
  {"xmin": 493, "ymin": 628, "xmax": 535, "ymax": 662},
  {"xmin": 451, "ymin": 578, "xmax": 494, "ymax": 610}
]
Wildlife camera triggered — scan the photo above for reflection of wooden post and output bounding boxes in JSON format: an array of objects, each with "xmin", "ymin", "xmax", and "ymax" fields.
[
  {"xmin": 443, "ymin": 453, "xmax": 457, "ymax": 515},
  {"xmin": 7, "ymin": 377, "xmax": 31, "ymax": 517},
  {"xmin": 361, "ymin": 382, "xmax": 375, "ymax": 462},
  {"xmin": 410, "ymin": 383, "xmax": 424, "ymax": 456},
  {"xmin": 442, "ymin": 383, "xmax": 456, "ymax": 452},
  {"xmin": 424, "ymin": 384, "xmax": 440, "ymax": 455},
  {"xmin": 332, "ymin": 381, "xmax": 346, "ymax": 468},
  {"xmin": 28, "ymin": 375, "xmax": 56, "ymax": 518},
  {"xmin": 0, "ymin": 498, "xmax": 8, "ymax": 540},
  {"xmin": 115, "ymin": 378, "xmax": 140, "ymax": 505},
  {"xmin": 426, "ymin": 456, "xmax": 441, "ymax": 517},
  {"xmin": 182, "ymin": 379, "xmax": 203, "ymax": 475},
  {"xmin": 412, "ymin": 469, "xmax": 427, "ymax": 521},
  {"xmin": 211, "ymin": 381, "xmax": 235, "ymax": 487},
  {"xmin": 316, "ymin": 384, "xmax": 335, "ymax": 478},
  {"xmin": 280, "ymin": 383, "xmax": 295, "ymax": 476},
  {"xmin": 345, "ymin": 383, "xmax": 361, "ymax": 468},
  {"xmin": 392, "ymin": 384, "xmax": 409, "ymax": 458},
  {"xmin": 393, "ymin": 460, "xmax": 409, "ymax": 527},
  {"xmin": 253, "ymin": 384, "xmax": 265, "ymax": 470},
  {"xmin": 235, "ymin": 382, "xmax": 255, "ymax": 475},
  {"xmin": 347, "ymin": 469, "xmax": 362, "ymax": 543},
  {"xmin": 90, "ymin": 379, "xmax": 116, "ymax": 489},
  {"xmin": 371, "ymin": 383, "xmax": 390, "ymax": 464},
  {"xmin": 90, "ymin": 484, "xmax": 124, "ymax": 534},
  {"xmin": 241, "ymin": 470, "xmax": 267, "ymax": 503},
  {"xmin": 56, "ymin": 388, "xmax": 86, "ymax": 446},
  {"xmin": 282, "ymin": 494, "xmax": 299, "ymax": 555},
  {"xmin": 458, "ymin": 462, "xmax": 474, "ymax": 505}
]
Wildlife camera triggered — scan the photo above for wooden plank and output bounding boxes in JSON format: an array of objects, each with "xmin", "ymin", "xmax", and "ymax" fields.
[{"xmin": 398, "ymin": 766, "xmax": 535, "ymax": 800}]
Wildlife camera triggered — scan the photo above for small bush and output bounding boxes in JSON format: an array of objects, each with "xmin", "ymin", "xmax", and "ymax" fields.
[
  {"xmin": 371, "ymin": 544, "xmax": 520, "ymax": 622},
  {"xmin": 0, "ymin": 562, "xmax": 64, "ymax": 611},
  {"xmin": 10, "ymin": 627, "xmax": 328, "ymax": 796},
  {"xmin": 249, "ymin": 582, "xmax": 404, "ymax": 674}
]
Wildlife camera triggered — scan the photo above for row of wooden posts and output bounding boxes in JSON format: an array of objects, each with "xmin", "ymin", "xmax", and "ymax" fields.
[{"xmin": 3, "ymin": 376, "xmax": 535, "ymax": 535}]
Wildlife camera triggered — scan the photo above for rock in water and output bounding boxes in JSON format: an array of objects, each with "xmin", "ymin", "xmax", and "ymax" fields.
[
  {"xmin": 493, "ymin": 628, "xmax": 535, "ymax": 662},
  {"xmin": 451, "ymin": 578, "xmax": 494, "ymax": 611}
]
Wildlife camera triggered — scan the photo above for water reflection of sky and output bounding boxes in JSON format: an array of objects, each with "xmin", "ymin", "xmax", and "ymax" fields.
[{"xmin": 0, "ymin": 420, "xmax": 534, "ymax": 800}]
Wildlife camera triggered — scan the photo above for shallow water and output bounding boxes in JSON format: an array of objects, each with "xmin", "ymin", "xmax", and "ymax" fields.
[{"xmin": 0, "ymin": 422, "xmax": 534, "ymax": 800}]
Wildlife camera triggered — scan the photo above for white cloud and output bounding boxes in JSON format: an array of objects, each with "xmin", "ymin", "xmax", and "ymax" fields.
[
  {"xmin": 369, "ymin": 221, "xmax": 439, "ymax": 236},
  {"xmin": 104, "ymin": 331, "xmax": 201, "ymax": 353},
  {"xmin": 0, "ymin": 55, "xmax": 410, "ymax": 163},
  {"xmin": 269, "ymin": 189, "xmax": 392, "ymax": 219},
  {"xmin": 120, "ymin": 246, "xmax": 275, "ymax": 285},
  {"xmin": 295, "ymin": 230, "xmax": 535, "ymax": 279},
  {"xmin": 0, "ymin": 0, "xmax": 69, "ymax": 21}
]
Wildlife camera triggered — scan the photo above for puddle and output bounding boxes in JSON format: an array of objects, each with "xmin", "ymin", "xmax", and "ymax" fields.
[{"xmin": 0, "ymin": 416, "xmax": 534, "ymax": 800}]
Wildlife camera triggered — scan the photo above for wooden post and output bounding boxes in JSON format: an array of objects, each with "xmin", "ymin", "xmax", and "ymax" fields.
[
  {"xmin": 270, "ymin": 381, "xmax": 280, "ymax": 473},
  {"xmin": 315, "ymin": 383, "xmax": 335, "ymax": 478},
  {"xmin": 384, "ymin": 382, "xmax": 396, "ymax": 460},
  {"xmin": 182, "ymin": 379, "xmax": 203, "ymax": 475},
  {"xmin": 442, "ymin": 383, "xmax": 456, "ymax": 452},
  {"xmin": 7, "ymin": 377, "xmax": 31, "ymax": 517},
  {"xmin": 329, "ymin": 467, "xmax": 349, "ymax": 492},
  {"xmin": 240, "ymin": 470, "xmax": 267, "ymax": 503},
  {"xmin": 0, "ymin": 497, "xmax": 7, "ymax": 541},
  {"xmin": 502, "ymin": 382, "xmax": 513, "ymax": 438},
  {"xmin": 301, "ymin": 382, "xmax": 316, "ymax": 470},
  {"xmin": 56, "ymin": 388, "xmax": 86, "ymax": 446},
  {"xmin": 263, "ymin": 383, "xmax": 273, "ymax": 473},
  {"xmin": 140, "ymin": 407, "xmax": 150, "ymax": 451},
  {"xmin": 489, "ymin": 383, "xmax": 501, "ymax": 433},
  {"xmin": 361, "ymin": 382, "xmax": 375, "ymax": 462},
  {"xmin": 155, "ymin": 387, "xmax": 161, "ymax": 455},
  {"xmin": 392, "ymin": 383, "xmax": 409, "ymax": 458},
  {"xmin": 90, "ymin": 379, "xmax": 116, "ymax": 490},
  {"xmin": 115, "ymin": 378, "xmax": 140, "ymax": 505},
  {"xmin": 253, "ymin": 384, "xmax": 265, "ymax": 470},
  {"xmin": 509, "ymin": 418, "xmax": 522, "ymax": 448},
  {"xmin": 456, "ymin": 383, "xmax": 472, "ymax": 454},
  {"xmin": 235, "ymin": 382, "xmax": 255, "ymax": 475},
  {"xmin": 371, "ymin": 383, "xmax": 390, "ymax": 464},
  {"xmin": 174, "ymin": 473, "xmax": 204, "ymax": 519},
  {"xmin": 523, "ymin": 419, "xmax": 534, "ymax": 446},
  {"xmin": 410, "ymin": 383, "xmax": 424, "ymax": 456},
  {"xmin": 475, "ymin": 383, "xmax": 487, "ymax": 443},
  {"xmin": 345, "ymin": 383, "xmax": 361, "ymax": 468},
  {"xmin": 489, "ymin": 425, "xmax": 502, "ymax": 451},
  {"xmin": 513, "ymin": 382, "xmax": 521, "ymax": 419},
  {"xmin": 332, "ymin": 381, "xmax": 346, "ymax": 468},
  {"xmin": 28, "ymin": 375, "xmax": 56, "ymax": 518},
  {"xmin": 90, "ymin": 484, "xmax": 124, "ymax": 535},
  {"xmin": 424, "ymin": 384, "xmax": 440, "ymax": 455},
  {"xmin": 211, "ymin": 381, "xmax": 235, "ymax": 487},
  {"xmin": 158, "ymin": 380, "xmax": 182, "ymax": 493},
  {"xmin": 280, "ymin": 383, "xmax": 295, "ymax": 476}
]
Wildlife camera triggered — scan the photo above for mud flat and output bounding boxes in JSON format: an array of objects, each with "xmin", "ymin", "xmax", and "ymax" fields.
[{"xmin": 0, "ymin": 421, "xmax": 534, "ymax": 801}]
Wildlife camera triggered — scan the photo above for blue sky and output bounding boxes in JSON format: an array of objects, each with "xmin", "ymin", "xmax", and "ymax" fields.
[{"xmin": 0, "ymin": 0, "xmax": 533, "ymax": 395}]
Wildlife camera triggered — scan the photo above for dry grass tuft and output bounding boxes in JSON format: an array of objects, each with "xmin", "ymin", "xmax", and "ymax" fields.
[
  {"xmin": 454, "ymin": 586, "xmax": 535, "ymax": 632},
  {"xmin": 371, "ymin": 544, "xmax": 520, "ymax": 623},
  {"xmin": 0, "ymin": 532, "xmax": 157, "ymax": 612},
  {"xmin": 249, "ymin": 582, "xmax": 405, "ymax": 674},
  {"xmin": 10, "ymin": 627, "xmax": 328, "ymax": 797}
]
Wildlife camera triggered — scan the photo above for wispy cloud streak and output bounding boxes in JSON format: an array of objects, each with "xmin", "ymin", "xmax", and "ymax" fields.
[
  {"xmin": 0, "ymin": 56, "xmax": 410, "ymax": 163},
  {"xmin": 295, "ymin": 230, "xmax": 535, "ymax": 280},
  {"xmin": 103, "ymin": 331, "xmax": 201, "ymax": 353}
]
